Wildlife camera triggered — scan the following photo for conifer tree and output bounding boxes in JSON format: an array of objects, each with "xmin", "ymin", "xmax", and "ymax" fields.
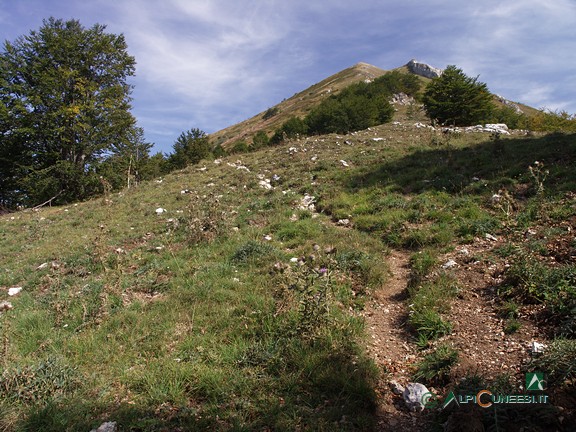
[{"xmin": 423, "ymin": 65, "xmax": 494, "ymax": 126}]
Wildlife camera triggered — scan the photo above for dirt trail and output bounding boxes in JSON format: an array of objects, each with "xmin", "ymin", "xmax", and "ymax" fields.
[{"xmin": 364, "ymin": 249, "xmax": 422, "ymax": 430}]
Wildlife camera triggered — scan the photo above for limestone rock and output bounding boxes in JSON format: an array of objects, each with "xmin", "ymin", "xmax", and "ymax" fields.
[
  {"xmin": 403, "ymin": 382, "xmax": 430, "ymax": 412},
  {"xmin": 90, "ymin": 422, "xmax": 117, "ymax": 432},
  {"xmin": 407, "ymin": 59, "xmax": 443, "ymax": 79}
]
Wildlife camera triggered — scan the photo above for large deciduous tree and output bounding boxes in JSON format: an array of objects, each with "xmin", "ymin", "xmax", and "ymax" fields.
[
  {"xmin": 0, "ymin": 17, "xmax": 137, "ymax": 207},
  {"xmin": 423, "ymin": 65, "xmax": 494, "ymax": 127}
]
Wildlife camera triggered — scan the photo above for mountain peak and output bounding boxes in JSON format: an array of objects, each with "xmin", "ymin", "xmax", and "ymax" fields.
[{"xmin": 406, "ymin": 59, "xmax": 443, "ymax": 78}]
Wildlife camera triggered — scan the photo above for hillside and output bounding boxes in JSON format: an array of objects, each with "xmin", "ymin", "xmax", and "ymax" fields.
[
  {"xmin": 1, "ymin": 63, "xmax": 576, "ymax": 431},
  {"xmin": 209, "ymin": 60, "xmax": 537, "ymax": 151},
  {"xmin": 210, "ymin": 62, "xmax": 390, "ymax": 148}
]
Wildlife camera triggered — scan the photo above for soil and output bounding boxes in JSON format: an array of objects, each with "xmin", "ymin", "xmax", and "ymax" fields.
[{"xmin": 364, "ymin": 236, "xmax": 576, "ymax": 431}]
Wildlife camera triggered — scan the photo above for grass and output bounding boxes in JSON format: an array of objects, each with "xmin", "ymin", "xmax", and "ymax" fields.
[
  {"xmin": 1, "ymin": 120, "xmax": 575, "ymax": 430},
  {"xmin": 413, "ymin": 344, "xmax": 459, "ymax": 385}
]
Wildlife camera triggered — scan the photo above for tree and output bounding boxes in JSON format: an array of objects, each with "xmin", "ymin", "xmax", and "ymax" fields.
[
  {"xmin": 270, "ymin": 117, "xmax": 308, "ymax": 145},
  {"xmin": 422, "ymin": 65, "xmax": 494, "ymax": 126},
  {"xmin": 0, "ymin": 17, "xmax": 137, "ymax": 207},
  {"xmin": 167, "ymin": 128, "xmax": 211, "ymax": 169},
  {"xmin": 97, "ymin": 127, "xmax": 160, "ymax": 189},
  {"xmin": 252, "ymin": 130, "xmax": 269, "ymax": 149}
]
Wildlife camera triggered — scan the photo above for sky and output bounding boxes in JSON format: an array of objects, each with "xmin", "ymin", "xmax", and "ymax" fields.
[{"xmin": 1, "ymin": 0, "xmax": 575, "ymax": 154}]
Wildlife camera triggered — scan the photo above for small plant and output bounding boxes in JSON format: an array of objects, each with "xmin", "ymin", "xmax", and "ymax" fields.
[
  {"xmin": 504, "ymin": 318, "xmax": 521, "ymax": 334},
  {"xmin": 500, "ymin": 300, "xmax": 519, "ymax": 319},
  {"xmin": 230, "ymin": 240, "xmax": 275, "ymax": 265},
  {"xmin": 408, "ymin": 250, "xmax": 437, "ymax": 288},
  {"xmin": 0, "ymin": 357, "xmax": 79, "ymax": 403},
  {"xmin": 413, "ymin": 344, "xmax": 458, "ymax": 385},
  {"xmin": 528, "ymin": 161, "xmax": 549, "ymax": 196},
  {"xmin": 529, "ymin": 339, "xmax": 576, "ymax": 387},
  {"xmin": 287, "ymin": 264, "xmax": 335, "ymax": 339},
  {"xmin": 409, "ymin": 308, "xmax": 452, "ymax": 345}
]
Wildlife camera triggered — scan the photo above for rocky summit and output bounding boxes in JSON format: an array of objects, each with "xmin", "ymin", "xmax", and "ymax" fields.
[{"xmin": 406, "ymin": 59, "xmax": 443, "ymax": 78}]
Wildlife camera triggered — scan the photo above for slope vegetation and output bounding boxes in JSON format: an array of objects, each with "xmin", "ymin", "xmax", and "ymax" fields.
[{"xmin": 1, "ymin": 64, "xmax": 576, "ymax": 431}]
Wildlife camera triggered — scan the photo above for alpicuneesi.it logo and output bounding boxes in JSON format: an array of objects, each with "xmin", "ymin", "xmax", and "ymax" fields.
[{"xmin": 423, "ymin": 373, "xmax": 549, "ymax": 409}]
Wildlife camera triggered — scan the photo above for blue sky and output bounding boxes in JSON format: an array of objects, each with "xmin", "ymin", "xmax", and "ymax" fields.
[{"xmin": 1, "ymin": 0, "xmax": 575, "ymax": 154}]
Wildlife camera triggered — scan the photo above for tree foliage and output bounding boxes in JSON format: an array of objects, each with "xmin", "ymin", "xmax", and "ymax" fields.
[
  {"xmin": 167, "ymin": 128, "xmax": 211, "ymax": 169},
  {"xmin": 0, "ymin": 18, "xmax": 138, "ymax": 207},
  {"xmin": 422, "ymin": 65, "xmax": 494, "ymax": 126},
  {"xmin": 269, "ymin": 71, "xmax": 422, "ymax": 143},
  {"xmin": 270, "ymin": 117, "xmax": 309, "ymax": 145},
  {"xmin": 97, "ymin": 127, "xmax": 165, "ymax": 190}
]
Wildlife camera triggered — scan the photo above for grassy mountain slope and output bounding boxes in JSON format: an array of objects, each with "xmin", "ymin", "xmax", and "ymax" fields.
[
  {"xmin": 1, "ymin": 63, "xmax": 576, "ymax": 431},
  {"xmin": 210, "ymin": 62, "xmax": 389, "ymax": 148}
]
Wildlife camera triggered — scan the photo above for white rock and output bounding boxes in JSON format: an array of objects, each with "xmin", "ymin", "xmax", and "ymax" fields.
[
  {"xmin": 407, "ymin": 59, "xmax": 443, "ymax": 78},
  {"xmin": 37, "ymin": 262, "xmax": 49, "ymax": 270},
  {"xmin": 258, "ymin": 180, "xmax": 272, "ymax": 190},
  {"xmin": 90, "ymin": 421, "xmax": 117, "ymax": 432},
  {"xmin": 485, "ymin": 233, "xmax": 498, "ymax": 241},
  {"xmin": 403, "ymin": 382, "xmax": 430, "ymax": 412},
  {"xmin": 531, "ymin": 341, "xmax": 546, "ymax": 354},
  {"xmin": 155, "ymin": 208, "xmax": 166, "ymax": 215},
  {"xmin": 372, "ymin": 137, "xmax": 384, "ymax": 141},
  {"xmin": 340, "ymin": 160, "xmax": 350, "ymax": 167},
  {"xmin": 8, "ymin": 287, "xmax": 22, "ymax": 296},
  {"xmin": 0, "ymin": 301, "xmax": 13, "ymax": 311},
  {"xmin": 442, "ymin": 259, "xmax": 457, "ymax": 269},
  {"xmin": 263, "ymin": 235, "xmax": 272, "ymax": 241},
  {"xmin": 337, "ymin": 219, "xmax": 351, "ymax": 226}
]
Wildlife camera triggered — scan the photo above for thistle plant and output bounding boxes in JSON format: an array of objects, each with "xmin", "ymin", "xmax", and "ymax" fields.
[{"xmin": 528, "ymin": 161, "xmax": 549, "ymax": 196}]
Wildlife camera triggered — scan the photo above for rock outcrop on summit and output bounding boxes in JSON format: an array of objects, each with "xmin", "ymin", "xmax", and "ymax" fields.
[{"xmin": 406, "ymin": 59, "xmax": 443, "ymax": 78}]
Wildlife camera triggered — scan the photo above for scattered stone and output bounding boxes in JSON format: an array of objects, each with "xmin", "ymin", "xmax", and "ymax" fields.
[
  {"xmin": 0, "ymin": 301, "xmax": 13, "ymax": 312},
  {"xmin": 155, "ymin": 207, "xmax": 166, "ymax": 215},
  {"xmin": 485, "ymin": 233, "xmax": 498, "ymax": 241},
  {"xmin": 90, "ymin": 421, "xmax": 117, "ymax": 432},
  {"xmin": 7, "ymin": 287, "xmax": 22, "ymax": 296},
  {"xmin": 181, "ymin": 189, "xmax": 192, "ymax": 194},
  {"xmin": 372, "ymin": 137, "xmax": 384, "ymax": 141},
  {"xmin": 389, "ymin": 380, "xmax": 405, "ymax": 395},
  {"xmin": 340, "ymin": 160, "xmax": 350, "ymax": 167},
  {"xmin": 263, "ymin": 234, "xmax": 272, "ymax": 241},
  {"xmin": 297, "ymin": 194, "xmax": 316, "ymax": 212},
  {"xmin": 37, "ymin": 262, "xmax": 49, "ymax": 270},
  {"xmin": 391, "ymin": 93, "xmax": 415, "ymax": 105},
  {"xmin": 442, "ymin": 259, "xmax": 458, "ymax": 269},
  {"xmin": 403, "ymin": 382, "xmax": 430, "ymax": 412},
  {"xmin": 324, "ymin": 246, "xmax": 336, "ymax": 254},
  {"xmin": 531, "ymin": 341, "xmax": 546, "ymax": 354},
  {"xmin": 337, "ymin": 218, "xmax": 351, "ymax": 226},
  {"xmin": 258, "ymin": 179, "xmax": 272, "ymax": 190}
]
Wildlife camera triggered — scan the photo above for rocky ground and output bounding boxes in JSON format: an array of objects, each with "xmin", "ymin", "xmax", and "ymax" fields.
[{"xmin": 364, "ymin": 234, "xmax": 576, "ymax": 431}]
